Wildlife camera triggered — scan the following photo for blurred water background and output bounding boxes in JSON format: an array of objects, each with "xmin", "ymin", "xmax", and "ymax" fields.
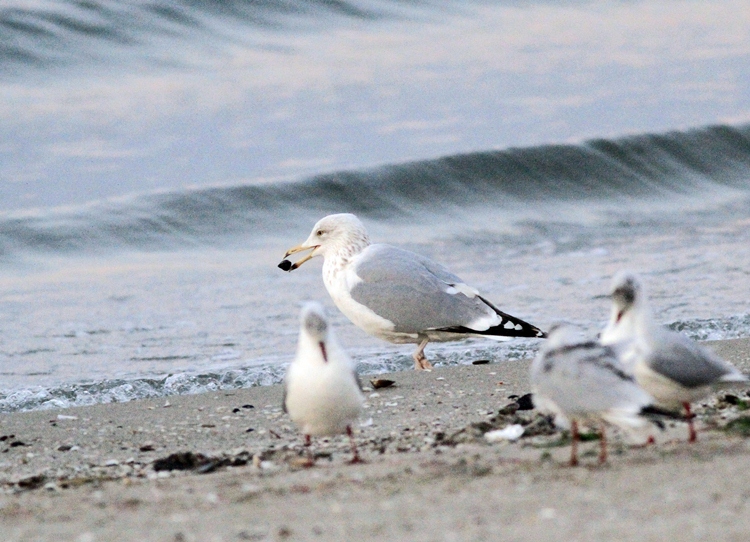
[{"xmin": 1, "ymin": 0, "xmax": 749, "ymax": 411}]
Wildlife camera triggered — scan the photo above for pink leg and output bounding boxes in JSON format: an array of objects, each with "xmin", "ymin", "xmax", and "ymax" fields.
[
  {"xmin": 684, "ymin": 402, "xmax": 697, "ymax": 443},
  {"xmin": 412, "ymin": 337, "xmax": 433, "ymax": 370},
  {"xmin": 346, "ymin": 425, "xmax": 363, "ymax": 464},
  {"xmin": 570, "ymin": 420, "xmax": 579, "ymax": 467}
]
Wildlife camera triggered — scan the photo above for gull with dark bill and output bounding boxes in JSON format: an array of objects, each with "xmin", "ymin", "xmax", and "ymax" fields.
[
  {"xmin": 284, "ymin": 302, "xmax": 364, "ymax": 465},
  {"xmin": 279, "ymin": 213, "xmax": 546, "ymax": 370},
  {"xmin": 601, "ymin": 271, "xmax": 749, "ymax": 442},
  {"xmin": 531, "ymin": 325, "xmax": 662, "ymax": 466}
]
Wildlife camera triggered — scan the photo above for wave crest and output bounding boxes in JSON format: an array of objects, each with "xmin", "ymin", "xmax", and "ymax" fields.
[{"xmin": 2, "ymin": 124, "xmax": 749, "ymax": 259}]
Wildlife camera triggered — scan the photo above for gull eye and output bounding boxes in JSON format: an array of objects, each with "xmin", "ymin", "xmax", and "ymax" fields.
[{"xmin": 316, "ymin": 229, "xmax": 325, "ymax": 236}]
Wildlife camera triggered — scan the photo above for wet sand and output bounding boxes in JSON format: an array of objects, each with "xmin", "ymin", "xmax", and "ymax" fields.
[{"xmin": 1, "ymin": 338, "xmax": 750, "ymax": 542}]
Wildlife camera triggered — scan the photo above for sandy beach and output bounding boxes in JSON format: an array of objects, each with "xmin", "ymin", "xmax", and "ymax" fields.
[
  {"xmin": 3, "ymin": 2, "xmax": 750, "ymax": 541},
  {"xmin": 1, "ymin": 338, "xmax": 750, "ymax": 542}
]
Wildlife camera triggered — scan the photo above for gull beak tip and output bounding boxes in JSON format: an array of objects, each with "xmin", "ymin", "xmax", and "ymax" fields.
[{"xmin": 279, "ymin": 244, "xmax": 317, "ymax": 272}]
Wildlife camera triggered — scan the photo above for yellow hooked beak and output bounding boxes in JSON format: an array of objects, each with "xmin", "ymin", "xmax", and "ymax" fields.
[{"xmin": 279, "ymin": 243, "xmax": 319, "ymax": 271}]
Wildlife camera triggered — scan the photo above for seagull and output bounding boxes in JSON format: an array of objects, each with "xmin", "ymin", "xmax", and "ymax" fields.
[
  {"xmin": 600, "ymin": 271, "xmax": 749, "ymax": 442},
  {"xmin": 283, "ymin": 302, "xmax": 364, "ymax": 465},
  {"xmin": 279, "ymin": 213, "xmax": 546, "ymax": 370},
  {"xmin": 531, "ymin": 325, "xmax": 662, "ymax": 466}
]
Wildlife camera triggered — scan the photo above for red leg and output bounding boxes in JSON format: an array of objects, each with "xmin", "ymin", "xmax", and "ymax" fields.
[
  {"xmin": 570, "ymin": 420, "xmax": 579, "ymax": 467},
  {"xmin": 684, "ymin": 402, "xmax": 697, "ymax": 443},
  {"xmin": 598, "ymin": 422, "xmax": 607, "ymax": 465},
  {"xmin": 303, "ymin": 434, "xmax": 315, "ymax": 466},
  {"xmin": 346, "ymin": 425, "xmax": 363, "ymax": 464}
]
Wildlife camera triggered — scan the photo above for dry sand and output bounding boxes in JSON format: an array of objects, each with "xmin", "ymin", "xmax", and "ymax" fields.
[{"xmin": 2, "ymin": 338, "xmax": 750, "ymax": 542}]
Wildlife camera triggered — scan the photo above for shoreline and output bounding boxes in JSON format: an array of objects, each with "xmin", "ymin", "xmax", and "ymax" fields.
[{"xmin": 1, "ymin": 338, "xmax": 750, "ymax": 541}]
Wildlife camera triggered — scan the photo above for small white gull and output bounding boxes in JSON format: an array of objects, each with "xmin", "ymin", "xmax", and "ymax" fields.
[
  {"xmin": 283, "ymin": 302, "xmax": 364, "ymax": 465},
  {"xmin": 279, "ymin": 213, "xmax": 546, "ymax": 370},
  {"xmin": 531, "ymin": 325, "xmax": 660, "ymax": 466},
  {"xmin": 600, "ymin": 271, "xmax": 749, "ymax": 442}
]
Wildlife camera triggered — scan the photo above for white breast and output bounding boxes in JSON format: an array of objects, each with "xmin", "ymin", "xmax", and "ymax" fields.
[
  {"xmin": 285, "ymin": 358, "xmax": 363, "ymax": 436},
  {"xmin": 634, "ymin": 360, "xmax": 709, "ymax": 408}
]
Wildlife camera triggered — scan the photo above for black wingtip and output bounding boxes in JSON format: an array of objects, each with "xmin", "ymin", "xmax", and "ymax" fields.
[
  {"xmin": 433, "ymin": 295, "xmax": 546, "ymax": 340},
  {"xmin": 476, "ymin": 295, "xmax": 547, "ymax": 339},
  {"xmin": 437, "ymin": 323, "xmax": 546, "ymax": 339}
]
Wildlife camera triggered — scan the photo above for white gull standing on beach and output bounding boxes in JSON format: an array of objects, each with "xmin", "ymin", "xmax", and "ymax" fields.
[
  {"xmin": 283, "ymin": 302, "xmax": 364, "ymax": 465},
  {"xmin": 600, "ymin": 271, "xmax": 749, "ymax": 442},
  {"xmin": 531, "ymin": 325, "xmax": 661, "ymax": 466},
  {"xmin": 279, "ymin": 213, "xmax": 546, "ymax": 370}
]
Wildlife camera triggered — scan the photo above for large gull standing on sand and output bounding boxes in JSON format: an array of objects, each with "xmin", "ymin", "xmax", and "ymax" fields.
[
  {"xmin": 531, "ymin": 325, "xmax": 662, "ymax": 466},
  {"xmin": 279, "ymin": 213, "xmax": 546, "ymax": 370},
  {"xmin": 283, "ymin": 302, "xmax": 364, "ymax": 465},
  {"xmin": 600, "ymin": 271, "xmax": 749, "ymax": 442}
]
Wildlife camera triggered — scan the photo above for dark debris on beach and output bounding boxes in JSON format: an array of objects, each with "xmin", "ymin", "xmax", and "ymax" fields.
[{"xmin": 3, "ymin": 385, "xmax": 750, "ymax": 494}]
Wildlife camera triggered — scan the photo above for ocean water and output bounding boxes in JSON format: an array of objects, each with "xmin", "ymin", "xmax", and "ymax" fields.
[{"xmin": 1, "ymin": 0, "xmax": 750, "ymax": 412}]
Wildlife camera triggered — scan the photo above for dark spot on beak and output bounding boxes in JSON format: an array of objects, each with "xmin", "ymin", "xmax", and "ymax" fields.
[
  {"xmin": 319, "ymin": 341, "xmax": 328, "ymax": 362},
  {"xmin": 278, "ymin": 259, "xmax": 293, "ymax": 271}
]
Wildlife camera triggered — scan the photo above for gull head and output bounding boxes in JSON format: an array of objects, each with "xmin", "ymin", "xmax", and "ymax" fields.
[
  {"xmin": 539, "ymin": 323, "xmax": 586, "ymax": 356},
  {"xmin": 300, "ymin": 302, "xmax": 330, "ymax": 362},
  {"xmin": 600, "ymin": 270, "xmax": 650, "ymax": 346},
  {"xmin": 302, "ymin": 302, "xmax": 329, "ymax": 341},
  {"xmin": 280, "ymin": 213, "xmax": 371, "ymax": 271},
  {"xmin": 609, "ymin": 271, "xmax": 644, "ymax": 322}
]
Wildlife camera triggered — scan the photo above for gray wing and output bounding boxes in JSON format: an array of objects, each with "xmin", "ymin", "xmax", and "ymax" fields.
[
  {"xmin": 533, "ymin": 342, "xmax": 652, "ymax": 415},
  {"xmin": 647, "ymin": 330, "xmax": 738, "ymax": 388},
  {"xmin": 349, "ymin": 244, "xmax": 495, "ymax": 333}
]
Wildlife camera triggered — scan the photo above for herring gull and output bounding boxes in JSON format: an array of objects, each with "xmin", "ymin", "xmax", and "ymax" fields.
[{"xmin": 279, "ymin": 213, "xmax": 546, "ymax": 370}]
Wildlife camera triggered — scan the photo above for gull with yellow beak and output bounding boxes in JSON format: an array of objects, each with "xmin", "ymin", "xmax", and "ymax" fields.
[{"xmin": 279, "ymin": 213, "xmax": 546, "ymax": 370}]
